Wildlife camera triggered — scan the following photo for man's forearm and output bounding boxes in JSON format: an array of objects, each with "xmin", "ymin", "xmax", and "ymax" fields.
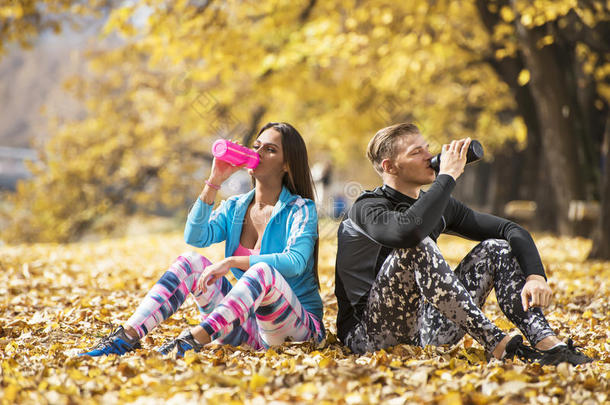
[{"xmin": 354, "ymin": 175, "xmax": 456, "ymax": 248}]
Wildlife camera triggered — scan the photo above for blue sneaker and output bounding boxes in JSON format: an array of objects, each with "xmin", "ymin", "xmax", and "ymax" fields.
[
  {"xmin": 79, "ymin": 326, "xmax": 141, "ymax": 357},
  {"xmin": 157, "ymin": 329, "xmax": 203, "ymax": 358}
]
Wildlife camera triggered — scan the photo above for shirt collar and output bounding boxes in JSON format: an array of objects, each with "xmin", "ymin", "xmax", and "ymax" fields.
[
  {"xmin": 381, "ymin": 184, "xmax": 419, "ymax": 204},
  {"xmin": 235, "ymin": 185, "xmax": 295, "ymax": 213}
]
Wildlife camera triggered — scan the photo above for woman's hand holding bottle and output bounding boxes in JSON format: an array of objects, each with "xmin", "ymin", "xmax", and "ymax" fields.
[
  {"xmin": 200, "ymin": 140, "xmax": 250, "ymax": 204},
  {"xmin": 208, "ymin": 157, "xmax": 245, "ymax": 186}
]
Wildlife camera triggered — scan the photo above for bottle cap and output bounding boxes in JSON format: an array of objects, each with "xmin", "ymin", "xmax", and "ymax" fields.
[{"xmin": 212, "ymin": 140, "xmax": 228, "ymax": 156}]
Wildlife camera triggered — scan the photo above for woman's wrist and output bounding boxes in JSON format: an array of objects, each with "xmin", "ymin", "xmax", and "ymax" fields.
[
  {"xmin": 200, "ymin": 177, "xmax": 221, "ymax": 204},
  {"xmin": 204, "ymin": 179, "xmax": 221, "ymax": 190},
  {"xmin": 228, "ymin": 256, "xmax": 250, "ymax": 270},
  {"xmin": 208, "ymin": 172, "xmax": 225, "ymax": 186}
]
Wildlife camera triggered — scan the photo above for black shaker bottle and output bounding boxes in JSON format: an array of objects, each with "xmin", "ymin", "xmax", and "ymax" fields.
[{"xmin": 429, "ymin": 140, "xmax": 484, "ymax": 172}]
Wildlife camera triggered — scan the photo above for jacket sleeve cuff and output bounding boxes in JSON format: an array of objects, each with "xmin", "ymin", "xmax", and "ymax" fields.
[
  {"xmin": 188, "ymin": 198, "xmax": 213, "ymax": 223},
  {"xmin": 248, "ymin": 254, "xmax": 269, "ymax": 267},
  {"xmin": 524, "ymin": 265, "xmax": 547, "ymax": 280}
]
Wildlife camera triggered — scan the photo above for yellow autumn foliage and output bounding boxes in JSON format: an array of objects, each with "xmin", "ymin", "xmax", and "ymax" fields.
[
  {"xmin": 0, "ymin": 231, "xmax": 608, "ymax": 403},
  {"xmin": 1, "ymin": 0, "xmax": 608, "ymax": 245}
]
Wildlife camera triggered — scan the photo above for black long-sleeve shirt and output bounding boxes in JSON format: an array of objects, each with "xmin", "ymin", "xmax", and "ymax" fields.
[{"xmin": 334, "ymin": 174, "xmax": 546, "ymax": 342}]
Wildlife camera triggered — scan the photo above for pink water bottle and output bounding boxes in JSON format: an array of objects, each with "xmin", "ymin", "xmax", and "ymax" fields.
[{"xmin": 211, "ymin": 139, "xmax": 260, "ymax": 169}]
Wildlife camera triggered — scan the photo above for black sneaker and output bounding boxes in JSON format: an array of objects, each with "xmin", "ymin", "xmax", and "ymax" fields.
[
  {"xmin": 79, "ymin": 326, "xmax": 141, "ymax": 357},
  {"xmin": 503, "ymin": 335, "xmax": 542, "ymax": 363},
  {"xmin": 157, "ymin": 329, "xmax": 203, "ymax": 358},
  {"xmin": 539, "ymin": 339, "xmax": 594, "ymax": 366}
]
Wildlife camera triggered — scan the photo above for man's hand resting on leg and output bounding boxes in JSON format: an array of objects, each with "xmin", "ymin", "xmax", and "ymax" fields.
[{"xmin": 521, "ymin": 275, "xmax": 552, "ymax": 311}]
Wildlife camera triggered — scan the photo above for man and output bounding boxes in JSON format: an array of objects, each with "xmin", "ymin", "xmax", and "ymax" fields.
[{"xmin": 334, "ymin": 123, "xmax": 592, "ymax": 365}]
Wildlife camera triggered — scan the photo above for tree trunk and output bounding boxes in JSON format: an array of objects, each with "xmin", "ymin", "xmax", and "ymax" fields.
[
  {"xmin": 513, "ymin": 18, "xmax": 587, "ymax": 234},
  {"xmin": 488, "ymin": 142, "xmax": 519, "ymax": 217},
  {"xmin": 589, "ymin": 121, "xmax": 610, "ymax": 259},
  {"xmin": 475, "ymin": 0, "xmax": 559, "ymax": 232}
]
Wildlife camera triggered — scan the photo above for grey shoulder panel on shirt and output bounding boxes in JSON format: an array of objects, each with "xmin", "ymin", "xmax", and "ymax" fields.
[{"xmin": 341, "ymin": 217, "xmax": 388, "ymax": 245}]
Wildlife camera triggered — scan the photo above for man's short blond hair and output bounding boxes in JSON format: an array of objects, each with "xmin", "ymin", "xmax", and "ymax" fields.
[{"xmin": 366, "ymin": 123, "xmax": 420, "ymax": 175}]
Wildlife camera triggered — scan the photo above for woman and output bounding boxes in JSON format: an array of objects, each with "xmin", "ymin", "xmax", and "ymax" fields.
[{"xmin": 81, "ymin": 122, "xmax": 324, "ymax": 357}]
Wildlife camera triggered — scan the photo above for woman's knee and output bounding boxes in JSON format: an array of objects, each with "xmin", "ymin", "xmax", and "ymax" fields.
[
  {"xmin": 243, "ymin": 262, "xmax": 275, "ymax": 281},
  {"xmin": 242, "ymin": 263, "xmax": 287, "ymax": 293},
  {"xmin": 176, "ymin": 251, "xmax": 212, "ymax": 272},
  {"xmin": 177, "ymin": 250, "xmax": 206, "ymax": 262}
]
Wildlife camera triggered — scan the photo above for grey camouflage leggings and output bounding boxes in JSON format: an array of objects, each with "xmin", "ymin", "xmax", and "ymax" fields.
[{"xmin": 344, "ymin": 238, "xmax": 556, "ymax": 354}]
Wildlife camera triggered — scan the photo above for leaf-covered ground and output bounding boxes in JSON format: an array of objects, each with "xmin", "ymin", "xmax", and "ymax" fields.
[{"xmin": 1, "ymin": 228, "xmax": 609, "ymax": 404}]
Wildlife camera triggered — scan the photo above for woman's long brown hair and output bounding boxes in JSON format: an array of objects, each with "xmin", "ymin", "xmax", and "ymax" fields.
[{"xmin": 256, "ymin": 122, "xmax": 320, "ymax": 288}]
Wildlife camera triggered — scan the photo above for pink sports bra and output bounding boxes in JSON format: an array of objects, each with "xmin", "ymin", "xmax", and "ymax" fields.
[{"xmin": 233, "ymin": 242, "xmax": 260, "ymax": 257}]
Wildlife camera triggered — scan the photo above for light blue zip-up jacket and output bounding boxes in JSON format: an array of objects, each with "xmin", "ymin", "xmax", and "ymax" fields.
[{"xmin": 184, "ymin": 186, "xmax": 323, "ymax": 322}]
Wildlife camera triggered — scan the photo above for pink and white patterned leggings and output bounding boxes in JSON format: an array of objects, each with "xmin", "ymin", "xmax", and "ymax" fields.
[{"xmin": 124, "ymin": 252, "xmax": 324, "ymax": 350}]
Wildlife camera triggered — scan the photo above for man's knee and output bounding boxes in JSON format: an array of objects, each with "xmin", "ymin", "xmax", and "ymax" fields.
[
  {"xmin": 479, "ymin": 239, "xmax": 512, "ymax": 257},
  {"xmin": 481, "ymin": 238, "xmax": 510, "ymax": 248},
  {"xmin": 393, "ymin": 237, "xmax": 441, "ymax": 263}
]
